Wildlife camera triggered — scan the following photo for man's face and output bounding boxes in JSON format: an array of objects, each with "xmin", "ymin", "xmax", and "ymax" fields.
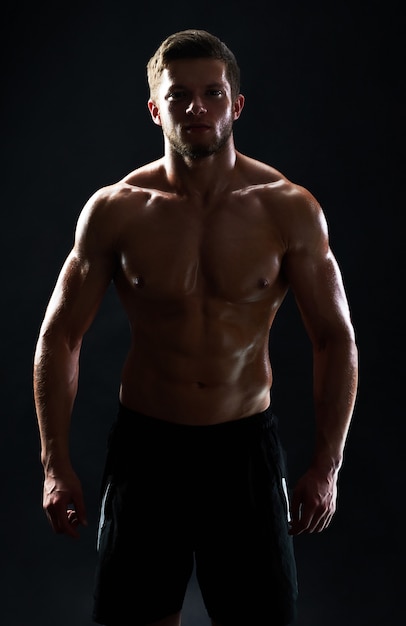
[{"xmin": 149, "ymin": 58, "xmax": 243, "ymax": 159}]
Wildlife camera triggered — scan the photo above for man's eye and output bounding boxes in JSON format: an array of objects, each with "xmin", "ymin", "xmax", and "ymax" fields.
[
  {"xmin": 208, "ymin": 90, "xmax": 223, "ymax": 96},
  {"xmin": 167, "ymin": 91, "xmax": 184, "ymax": 100}
]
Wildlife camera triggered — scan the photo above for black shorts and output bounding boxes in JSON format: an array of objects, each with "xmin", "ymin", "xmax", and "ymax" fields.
[{"xmin": 92, "ymin": 403, "xmax": 298, "ymax": 626}]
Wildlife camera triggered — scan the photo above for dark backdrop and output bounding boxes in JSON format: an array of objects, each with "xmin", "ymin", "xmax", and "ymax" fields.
[{"xmin": 2, "ymin": 1, "xmax": 403, "ymax": 624}]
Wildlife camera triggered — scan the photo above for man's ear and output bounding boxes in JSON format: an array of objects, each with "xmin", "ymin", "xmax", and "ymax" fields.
[
  {"xmin": 233, "ymin": 94, "xmax": 245, "ymax": 121},
  {"xmin": 148, "ymin": 99, "xmax": 162, "ymax": 126}
]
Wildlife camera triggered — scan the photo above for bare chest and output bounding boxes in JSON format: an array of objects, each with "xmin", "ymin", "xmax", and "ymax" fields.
[{"xmin": 115, "ymin": 197, "xmax": 286, "ymax": 303}]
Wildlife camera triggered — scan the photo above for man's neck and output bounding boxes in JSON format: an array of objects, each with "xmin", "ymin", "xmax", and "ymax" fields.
[{"xmin": 164, "ymin": 141, "xmax": 238, "ymax": 199}]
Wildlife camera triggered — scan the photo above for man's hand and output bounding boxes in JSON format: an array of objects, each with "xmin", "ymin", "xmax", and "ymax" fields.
[
  {"xmin": 43, "ymin": 470, "xmax": 87, "ymax": 539},
  {"xmin": 289, "ymin": 467, "xmax": 338, "ymax": 535}
]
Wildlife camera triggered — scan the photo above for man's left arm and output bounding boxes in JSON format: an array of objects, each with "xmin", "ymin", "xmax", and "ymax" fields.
[{"xmin": 283, "ymin": 190, "xmax": 359, "ymax": 535}]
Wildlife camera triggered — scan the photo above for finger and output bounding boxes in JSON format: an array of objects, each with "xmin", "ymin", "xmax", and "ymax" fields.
[
  {"xmin": 317, "ymin": 511, "xmax": 335, "ymax": 532},
  {"xmin": 67, "ymin": 509, "xmax": 79, "ymax": 526},
  {"xmin": 306, "ymin": 509, "xmax": 335, "ymax": 533},
  {"xmin": 63, "ymin": 508, "xmax": 82, "ymax": 538},
  {"xmin": 45, "ymin": 508, "xmax": 61, "ymax": 534},
  {"xmin": 47, "ymin": 505, "xmax": 80, "ymax": 538},
  {"xmin": 72, "ymin": 500, "xmax": 88, "ymax": 528}
]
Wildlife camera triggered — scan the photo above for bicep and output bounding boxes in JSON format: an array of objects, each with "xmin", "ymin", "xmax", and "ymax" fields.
[
  {"xmin": 39, "ymin": 248, "xmax": 113, "ymax": 349},
  {"xmin": 278, "ymin": 189, "xmax": 354, "ymax": 344},
  {"xmin": 39, "ymin": 190, "xmax": 118, "ymax": 346},
  {"xmin": 285, "ymin": 246, "xmax": 354, "ymax": 346}
]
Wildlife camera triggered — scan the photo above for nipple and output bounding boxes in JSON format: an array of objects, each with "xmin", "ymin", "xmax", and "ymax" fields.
[{"xmin": 258, "ymin": 278, "xmax": 270, "ymax": 289}]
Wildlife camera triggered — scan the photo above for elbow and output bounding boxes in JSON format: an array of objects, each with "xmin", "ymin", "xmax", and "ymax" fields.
[
  {"xmin": 35, "ymin": 325, "xmax": 82, "ymax": 362},
  {"xmin": 314, "ymin": 326, "xmax": 358, "ymax": 359}
]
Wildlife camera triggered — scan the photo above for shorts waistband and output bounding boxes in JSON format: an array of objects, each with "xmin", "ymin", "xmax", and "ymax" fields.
[{"xmin": 117, "ymin": 401, "xmax": 276, "ymax": 435}]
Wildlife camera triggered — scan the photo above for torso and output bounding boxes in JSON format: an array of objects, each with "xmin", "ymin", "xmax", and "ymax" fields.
[{"xmin": 98, "ymin": 154, "xmax": 298, "ymax": 424}]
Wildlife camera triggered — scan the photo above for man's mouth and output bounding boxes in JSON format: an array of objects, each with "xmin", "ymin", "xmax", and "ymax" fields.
[{"xmin": 185, "ymin": 124, "xmax": 211, "ymax": 132}]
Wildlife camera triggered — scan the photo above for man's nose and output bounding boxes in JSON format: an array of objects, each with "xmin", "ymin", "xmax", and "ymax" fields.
[{"xmin": 186, "ymin": 98, "xmax": 207, "ymax": 115}]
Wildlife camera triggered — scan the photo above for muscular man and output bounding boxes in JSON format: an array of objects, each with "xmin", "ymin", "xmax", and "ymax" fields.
[{"xmin": 33, "ymin": 29, "xmax": 358, "ymax": 626}]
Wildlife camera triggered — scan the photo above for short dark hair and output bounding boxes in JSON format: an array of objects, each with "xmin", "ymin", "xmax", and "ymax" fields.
[{"xmin": 147, "ymin": 29, "xmax": 241, "ymax": 101}]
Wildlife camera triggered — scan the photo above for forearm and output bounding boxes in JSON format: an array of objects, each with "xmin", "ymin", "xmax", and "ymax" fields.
[
  {"xmin": 33, "ymin": 334, "xmax": 81, "ymax": 472},
  {"xmin": 311, "ymin": 335, "xmax": 358, "ymax": 473}
]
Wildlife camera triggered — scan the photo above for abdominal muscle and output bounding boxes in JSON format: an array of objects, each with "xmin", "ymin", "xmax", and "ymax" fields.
[{"xmin": 118, "ymin": 310, "xmax": 274, "ymax": 425}]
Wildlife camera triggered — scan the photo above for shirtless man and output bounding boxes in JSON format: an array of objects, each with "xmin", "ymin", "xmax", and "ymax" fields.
[{"xmin": 33, "ymin": 29, "xmax": 358, "ymax": 626}]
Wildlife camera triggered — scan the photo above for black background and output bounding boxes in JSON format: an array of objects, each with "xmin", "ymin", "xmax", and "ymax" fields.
[{"xmin": 2, "ymin": 0, "xmax": 403, "ymax": 624}]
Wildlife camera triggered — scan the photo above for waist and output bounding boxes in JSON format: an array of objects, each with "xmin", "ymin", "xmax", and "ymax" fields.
[
  {"xmin": 120, "ymin": 354, "xmax": 272, "ymax": 424},
  {"xmin": 117, "ymin": 400, "xmax": 276, "ymax": 436},
  {"xmin": 120, "ymin": 379, "xmax": 272, "ymax": 425}
]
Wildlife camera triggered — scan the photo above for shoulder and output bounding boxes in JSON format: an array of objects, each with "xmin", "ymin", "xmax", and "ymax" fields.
[
  {"xmin": 269, "ymin": 180, "xmax": 328, "ymax": 254},
  {"xmin": 79, "ymin": 178, "xmax": 154, "ymax": 220},
  {"xmin": 76, "ymin": 161, "xmax": 167, "ymax": 230},
  {"xmin": 237, "ymin": 152, "xmax": 319, "ymax": 206},
  {"xmin": 237, "ymin": 152, "xmax": 326, "ymax": 230},
  {"xmin": 274, "ymin": 180, "xmax": 326, "ymax": 229},
  {"xmin": 237, "ymin": 154, "xmax": 330, "ymax": 258}
]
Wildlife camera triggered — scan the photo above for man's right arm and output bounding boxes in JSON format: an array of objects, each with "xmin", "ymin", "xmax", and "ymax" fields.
[
  {"xmin": 34, "ymin": 284, "xmax": 86, "ymax": 538},
  {"xmin": 33, "ymin": 189, "xmax": 117, "ymax": 537}
]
